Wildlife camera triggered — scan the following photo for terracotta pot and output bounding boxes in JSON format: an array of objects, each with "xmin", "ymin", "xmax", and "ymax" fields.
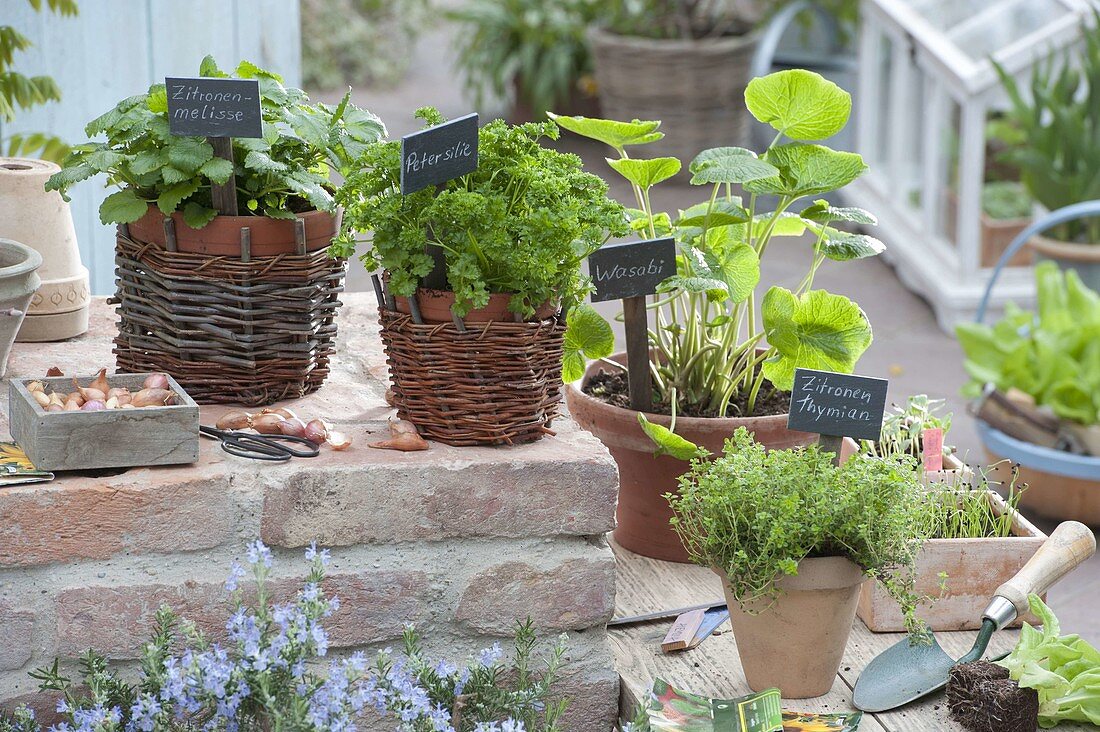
[
  {"xmin": 1030, "ymin": 233, "xmax": 1100, "ymax": 292},
  {"xmin": 566, "ymin": 354, "xmax": 815, "ymax": 563},
  {"xmin": 0, "ymin": 239, "xmax": 42, "ymax": 377},
  {"xmin": 718, "ymin": 557, "xmax": 866, "ymax": 698},
  {"xmin": 857, "ymin": 490, "xmax": 1047, "ymax": 632},
  {"xmin": 128, "ymin": 205, "xmax": 338, "ymax": 257},
  {"xmin": 0, "ymin": 158, "xmax": 88, "ymax": 342},
  {"xmin": 943, "ymin": 190, "xmax": 1032, "ymax": 268},
  {"xmin": 394, "ymin": 288, "xmax": 558, "ymax": 324}
]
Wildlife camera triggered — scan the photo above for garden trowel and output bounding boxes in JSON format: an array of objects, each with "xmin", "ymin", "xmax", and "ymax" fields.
[{"xmin": 853, "ymin": 520, "xmax": 1096, "ymax": 712}]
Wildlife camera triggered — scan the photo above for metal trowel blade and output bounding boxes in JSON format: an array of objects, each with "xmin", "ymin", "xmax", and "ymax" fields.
[{"xmin": 852, "ymin": 634, "xmax": 956, "ymax": 712}]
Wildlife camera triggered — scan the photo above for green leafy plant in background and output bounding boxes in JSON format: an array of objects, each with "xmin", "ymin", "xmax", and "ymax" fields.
[
  {"xmin": 957, "ymin": 261, "xmax": 1100, "ymax": 426},
  {"xmin": 301, "ymin": 0, "xmax": 430, "ymax": 91},
  {"xmin": 335, "ymin": 106, "xmax": 628, "ymax": 320},
  {"xmin": 605, "ymin": 0, "xmax": 757, "ymax": 39},
  {"xmin": 998, "ymin": 594, "xmax": 1100, "ymax": 727},
  {"xmin": 44, "ymin": 56, "xmax": 384, "ymax": 227},
  {"xmin": 863, "ymin": 394, "xmax": 954, "ymax": 460},
  {"xmin": 666, "ymin": 428, "xmax": 929, "ymax": 634},
  {"xmin": 994, "ymin": 10, "xmax": 1100, "ymax": 243},
  {"xmin": 448, "ymin": 0, "xmax": 607, "ymax": 118},
  {"xmin": 982, "ymin": 181, "xmax": 1031, "ymax": 221},
  {"xmin": 553, "ymin": 69, "xmax": 880, "ymax": 446},
  {"xmin": 0, "ymin": 0, "xmax": 78, "ymax": 162}
]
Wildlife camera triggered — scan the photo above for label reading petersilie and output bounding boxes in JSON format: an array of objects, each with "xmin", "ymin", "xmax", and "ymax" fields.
[
  {"xmin": 787, "ymin": 368, "xmax": 888, "ymax": 441},
  {"xmin": 400, "ymin": 113, "xmax": 479, "ymax": 194},
  {"xmin": 166, "ymin": 77, "xmax": 262, "ymax": 138},
  {"xmin": 588, "ymin": 238, "xmax": 676, "ymax": 302}
]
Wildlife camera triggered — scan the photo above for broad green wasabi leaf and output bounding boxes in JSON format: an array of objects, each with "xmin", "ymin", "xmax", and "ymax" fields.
[
  {"xmin": 676, "ymin": 199, "xmax": 750, "ymax": 228},
  {"xmin": 761, "ymin": 286, "xmax": 873, "ymax": 391},
  {"xmin": 688, "ymin": 146, "xmax": 779, "ymax": 185},
  {"xmin": 99, "ymin": 189, "xmax": 148, "ymax": 224},
  {"xmin": 745, "ymin": 144, "xmax": 867, "ymax": 199},
  {"xmin": 695, "ymin": 240, "xmax": 760, "ymax": 304},
  {"xmin": 606, "ymin": 156, "xmax": 681, "ymax": 190},
  {"xmin": 657, "ymin": 275, "xmax": 730, "ymax": 302},
  {"xmin": 800, "ymin": 199, "xmax": 878, "ymax": 226},
  {"xmin": 819, "ymin": 230, "xmax": 886, "ymax": 261},
  {"xmin": 637, "ymin": 413, "xmax": 705, "ymax": 460},
  {"xmin": 549, "ymin": 113, "xmax": 663, "ymax": 149},
  {"xmin": 745, "ymin": 69, "xmax": 851, "ymax": 141},
  {"xmin": 562, "ymin": 304, "xmax": 615, "ymax": 383},
  {"xmin": 182, "ymin": 201, "xmax": 218, "ymax": 229},
  {"xmin": 754, "ymin": 212, "xmax": 809, "ymax": 238}
]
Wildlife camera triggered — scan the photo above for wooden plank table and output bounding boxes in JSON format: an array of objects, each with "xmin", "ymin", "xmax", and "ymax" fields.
[{"xmin": 610, "ymin": 539, "xmax": 1091, "ymax": 731}]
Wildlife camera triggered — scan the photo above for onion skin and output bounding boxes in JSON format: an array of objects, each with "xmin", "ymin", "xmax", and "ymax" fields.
[
  {"xmin": 81, "ymin": 400, "xmax": 106, "ymax": 411},
  {"xmin": 45, "ymin": 367, "xmax": 63, "ymax": 377},
  {"xmin": 251, "ymin": 414, "xmax": 286, "ymax": 435},
  {"xmin": 326, "ymin": 430, "xmax": 352, "ymax": 451},
  {"xmin": 131, "ymin": 388, "xmax": 175, "ymax": 407},
  {"xmin": 216, "ymin": 411, "xmax": 252, "ymax": 431},
  {"xmin": 262, "ymin": 407, "xmax": 299, "ymax": 421},
  {"xmin": 143, "ymin": 373, "xmax": 170, "ymax": 390}
]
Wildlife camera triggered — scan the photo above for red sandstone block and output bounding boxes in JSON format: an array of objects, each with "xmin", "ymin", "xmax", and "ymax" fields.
[
  {"xmin": 0, "ymin": 690, "xmax": 66, "ymax": 726},
  {"xmin": 0, "ymin": 470, "xmax": 234, "ymax": 568},
  {"xmin": 260, "ymin": 450, "xmax": 618, "ymax": 548},
  {"xmin": 56, "ymin": 570, "xmax": 428, "ymax": 659},
  {"xmin": 455, "ymin": 557, "xmax": 615, "ymax": 634},
  {"xmin": 0, "ymin": 603, "xmax": 34, "ymax": 671}
]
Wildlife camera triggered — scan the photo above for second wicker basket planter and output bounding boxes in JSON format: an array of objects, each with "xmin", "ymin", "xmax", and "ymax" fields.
[
  {"xmin": 113, "ymin": 224, "xmax": 345, "ymax": 407},
  {"xmin": 378, "ymin": 308, "xmax": 566, "ymax": 446}
]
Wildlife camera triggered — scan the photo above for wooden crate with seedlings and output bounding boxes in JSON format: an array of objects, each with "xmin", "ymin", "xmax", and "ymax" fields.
[
  {"xmin": 9, "ymin": 373, "xmax": 199, "ymax": 472},
  {"xmin": 857, "ymin": 490, "xmax": 1047, "ymax": 632}
]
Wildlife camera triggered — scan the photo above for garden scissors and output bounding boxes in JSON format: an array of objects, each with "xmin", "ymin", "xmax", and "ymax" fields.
[{"xmin": 200, "ymin": 425, "xmax": 320, "ymax": 461}]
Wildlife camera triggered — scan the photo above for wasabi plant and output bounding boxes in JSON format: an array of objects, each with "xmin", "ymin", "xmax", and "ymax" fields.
[{"xmin": 553, "ymin": 69, "xmax": 881, "ymax": 453}]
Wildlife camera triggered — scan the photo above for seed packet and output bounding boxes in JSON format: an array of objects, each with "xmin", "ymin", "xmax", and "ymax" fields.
[
  {"xmin": 638, "ymin": 678, "xmax": 862, "ymax": 732},
  {"xmin": 0, "ymin": 442, "xmax": 53, "ymax": 486}
]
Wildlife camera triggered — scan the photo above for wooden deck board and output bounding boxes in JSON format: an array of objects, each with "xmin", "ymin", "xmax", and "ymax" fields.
[{"xmin": 610, "ymin": 539, "xmax": 1090, "ymax": 731}]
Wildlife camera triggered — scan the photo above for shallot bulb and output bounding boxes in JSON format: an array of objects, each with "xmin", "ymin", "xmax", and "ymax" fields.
[
  {"xmin": 89, "ymin": 368, "xmax": 110, "ymax": 396},
  {"xmin": 71, "ymin": 377, "xmax": 105, "ymax": 403},
  {"xmin": 131, "ymin": 388, "xmax": 175, "ymax": 407},
  {"xmin": 277, "ymin": 418, "xmax": 308, "ymax": 439},
  {"xmin": 216, "ymin": 411, "xmax": 252, "ymax": 430},
  {"xmin": 251, "ymin": 414, "xmax": 286, "ymax": 435},
  {"xmin": 369, "ymin": 419, "xmax": 425, "ymax": 452},
  {"xmin": 262, "ymin": 407, "xmax": 299, "ymax": 421},
  {"xmin": 31, "ymin": 389, "xmax": 50, "ymax": 408},
  {"xmin": 143, "ymin": 373, "xmax": 170, "ymax": 390},
  {"xmin": 64, "ymin": 399, "xmax": 81, "ymax": 411},
  {"xmin": 105, "ymin": 396, "xmax": 120, "ymax": 410},
  {"xmin": 304, "ymin": 419, "xmax": 329, "ymax": 445},
  {"xmin": 27, "ymin": 380, "xmax": 45, "ymax": 393},
  {"xmin": 81, "ymin": 400, "xmax": 106, "ymax": 411},
  {"xmin": 46, "ymin": 404, "xmax": 64, "ymax": 412}
]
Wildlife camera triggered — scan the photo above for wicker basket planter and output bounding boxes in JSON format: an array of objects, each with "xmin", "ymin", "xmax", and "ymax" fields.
[
  {"xmin": 378, "ymin": 307, "xmax": 565, "ymax": 446},
  {"xmin": 588, "ymin": 27, "xmax": 759, "ymax": 163},
  {"xmin": 113, "ymin": 217, "xmax": 345, "ymax": 407}
]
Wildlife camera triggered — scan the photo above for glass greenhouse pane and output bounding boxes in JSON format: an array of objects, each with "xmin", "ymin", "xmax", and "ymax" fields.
[{"xmin": 947, "ymin": 0, "xmax": 1069, "ymax": 60}]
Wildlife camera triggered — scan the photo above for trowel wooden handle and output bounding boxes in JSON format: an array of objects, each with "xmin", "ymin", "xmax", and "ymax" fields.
[{"xmin": 995, "ymin": 521, "xmax": 1096, "ymax": 616}]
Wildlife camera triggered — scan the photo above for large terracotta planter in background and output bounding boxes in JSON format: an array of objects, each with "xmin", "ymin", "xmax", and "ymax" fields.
[
  {"xmin": 128, "ymin": 206, "xmax": 338, "ymax": 257},
  {"xmin": 1030, "ymin": 233, "xmax": 1100, "ymax": 292},
  {"xmin": 0, "ymin": 158, "xmax": 88, "ymax": 342},
  {"xmin": 857, "ymin": 490, "xmax": 1047, "ymax": 632},
  {"xmin": 718, "ymin": 557, "xmax": 866, "ymax": 698},
  {"xmin": 566, "ymin": 356, "xmax": 815, "ymax": 562},
  {"xmin": 0, "ymin": 239, "xmax": 42, "ymax": 377}
]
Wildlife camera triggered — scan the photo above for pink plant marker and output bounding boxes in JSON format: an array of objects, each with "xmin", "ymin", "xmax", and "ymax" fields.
[{"xmin": 923, "ymin": 427, "xmax": 944, "ymax": 472}]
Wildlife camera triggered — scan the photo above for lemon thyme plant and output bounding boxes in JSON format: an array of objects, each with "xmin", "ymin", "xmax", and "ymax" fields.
[
  {"xmin": 334, "ymin": 107, "xmax": 628, "ymax": 319},
  {"xmin": 0, "ymin": 541, "xmax": 571, "ymax": 732},
  {"xmin": 667, "ymin": 428, "xmax": 930, "ymax": 635},
  {"xmin": 44, "ymin": 56, "xmax": 385, "ymax": 228},
  {"xmin": 553, "ymin": 69, "xmax": 882, "ymax": 450}
]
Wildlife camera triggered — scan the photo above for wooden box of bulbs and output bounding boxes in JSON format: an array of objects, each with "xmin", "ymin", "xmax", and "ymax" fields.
[{"xmin": 9, "ymin": 370, "xmax": 199, "ymax": 472}]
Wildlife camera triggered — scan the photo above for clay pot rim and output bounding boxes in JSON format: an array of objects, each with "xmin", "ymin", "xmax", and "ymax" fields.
[
  {"xmin": 567, "ymin": 351, "xmax": 793, "ymax": 430},
  {"xmin": 714, "ymin": 556, "xmax": 866, "ymax": 597},
  {"xmin": 0, "ymin": 238, "xmax": 43, "ymax": 278},
  {"xmin": 0, "ymin": 157, "xmax": 59, "ymax": 175},
  {"xmin": 1030, "ymin": 232, "xmax": 1100, "ymax": 263}
]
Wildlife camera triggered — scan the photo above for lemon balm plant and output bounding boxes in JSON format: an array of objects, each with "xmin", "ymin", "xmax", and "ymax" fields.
[{"xmin": 557, "ymin": 69, "xmax": 882, "ymax": 448}]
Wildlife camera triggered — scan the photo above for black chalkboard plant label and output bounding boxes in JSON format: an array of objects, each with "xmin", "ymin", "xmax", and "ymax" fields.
[
  {"xmin": 166, "ymin": 77, "xmax": 262, "ymax": 138},
  {"xmin": 585, "ymin": 237, "xmax": 676, "ymax": 414},
  {"xmin": 788, "ymin": 368, "xmax": 888, "ymax": 462},
  {"xmin": 400, "ymin": 113, "xmax": 479, "ymax": 194}
]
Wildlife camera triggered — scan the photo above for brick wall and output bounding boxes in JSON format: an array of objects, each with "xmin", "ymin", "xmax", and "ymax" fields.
[{"xmin": 0, "ymin": 296, "xmax": 621, "ymax": 730}]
